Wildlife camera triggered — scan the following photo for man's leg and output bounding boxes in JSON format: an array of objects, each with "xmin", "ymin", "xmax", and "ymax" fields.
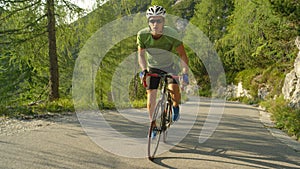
[
  {"xmin": 168, "ymin": 84, "xmax": 181, "ymax": 121},
  {"xmin": 147, "ymin": 89, "xmax": 158, "ymax": 123}
]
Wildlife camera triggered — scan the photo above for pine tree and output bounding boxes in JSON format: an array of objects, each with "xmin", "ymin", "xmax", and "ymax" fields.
[
  {"xmin": 191, "ymin": 0, "xmax": 233, "ymax": 43},
  {"xmin": 0, "ymin": 0, "xmax": 85, "ymax": 104}
]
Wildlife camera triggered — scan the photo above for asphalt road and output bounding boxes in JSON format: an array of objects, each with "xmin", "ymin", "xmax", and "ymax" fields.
[{"xmin": 0, "ymin": 97, "xmax": 299, "ymax": 169}]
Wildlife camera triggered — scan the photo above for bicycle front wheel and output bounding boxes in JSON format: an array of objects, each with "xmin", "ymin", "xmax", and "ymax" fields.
[
  {"xmin": 163, "ymin": 101, "xmax": 172, "ymax": 143},
  {"xmin": 147, "ymin": 99, "xmax": 164, "ymax": 160}
]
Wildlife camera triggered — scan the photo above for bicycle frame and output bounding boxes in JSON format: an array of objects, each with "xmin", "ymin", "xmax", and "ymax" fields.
[
  {"xmin": 159, "ymin": 75, "xmax": 172, "ymax": 130},
  {"xmin": 147, "ymin": 73, "xmax": 179, "ymax": 160},
  {"xmin": 148, "ymin": 73, "xmax": 179, "ymax": 128}
]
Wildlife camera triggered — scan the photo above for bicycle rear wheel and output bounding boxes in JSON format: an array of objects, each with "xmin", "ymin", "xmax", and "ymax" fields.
[{"xmin": 147, "ymin": 99, "xmax": 164, "ymax": 160}]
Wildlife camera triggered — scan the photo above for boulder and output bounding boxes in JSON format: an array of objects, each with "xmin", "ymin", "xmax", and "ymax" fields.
[
  {"xmin": 282, "ymin": 36, "xmax": 300, "ymax": 108},
  {"xmin": 216, "ymin": 82, "xmax": 252, "ymax": 99},
  {"xmin": 282, "ymin": 70, "xmax": 297, "ymax": 100},
  {"xmin": 258, "ymin": 85, "xmax": 270, "ymax": 100}
]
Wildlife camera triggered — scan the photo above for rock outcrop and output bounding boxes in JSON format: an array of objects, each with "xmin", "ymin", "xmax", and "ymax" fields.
[
  {"xmin": 217, "ymin": 82, "xmax": 252, "ymax": 99},
  {"xmin": 282, "ymin": 36, "xmax": 300, "ymax": 108}
]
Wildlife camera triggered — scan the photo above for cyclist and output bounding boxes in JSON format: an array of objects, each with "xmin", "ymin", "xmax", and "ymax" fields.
[{"xmin": 137, "ymin": 5, "xmax": 189, "ymax": 136}]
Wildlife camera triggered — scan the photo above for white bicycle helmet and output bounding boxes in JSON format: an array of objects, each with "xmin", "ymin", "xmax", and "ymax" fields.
[{"xmin": 146, "ymin": 5, "xmax": 166, "ymax": 19}]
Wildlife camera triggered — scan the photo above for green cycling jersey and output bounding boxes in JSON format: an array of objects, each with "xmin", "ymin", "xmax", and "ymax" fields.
[{"xmin": 137, "ymin": 26, "xmax": 182, "ymax": 69}]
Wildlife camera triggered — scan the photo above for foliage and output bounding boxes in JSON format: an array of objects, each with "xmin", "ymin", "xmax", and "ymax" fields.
[
  {"xmin": 191, "ymin": 0, "xmax": 233, "ymax": 43},
  {"xmin": 269, "ymin": 0, "xmax": 300, "ymax": 33},
  {"xmin": 151, "ymin": 0, "xmax": 173, "ymax": 12},
  {"xmin": 261, "ymin": 96, "xmax": 300, "ymax": 140},
  {"xmin": 215, "ymin": 0, "xmax": 297, "ymax": 100},
  {"xmin": 217, "ymin": 0, "xmax": 297, "ymax": 83},
  {"xmin": 0, "ymin": 98, "xmax": 74, "ymax": 118},
  {"xmin": 189, "ymin": 0, "xmax": 233, "ymax": 95},
  {"xmin": 234, "ymin": 68, "xmax": 262, "ymax": 97},
  {"xmin": 259, "ymin": 64, "xmax": 290, "ymax": 97},
  {"xmin": 171, "ymin": 0, "xmax": 199, "ymax": 20},
  {"xmin": 39, "ymin": 99, "xmax": 75, "ymax": 113},
  {"xmin": 0, "ymin": 0, "xmax": 86, "ymax": 107}
]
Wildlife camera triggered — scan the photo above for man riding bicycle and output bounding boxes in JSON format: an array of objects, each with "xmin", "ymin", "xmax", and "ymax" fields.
[{"xmin": 137, "ymin": 5, "xmax": 189, "ymax": 134}]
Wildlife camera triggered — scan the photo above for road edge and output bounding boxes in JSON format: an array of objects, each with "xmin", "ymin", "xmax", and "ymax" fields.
[{"xmin": 258, "ymin": 108, "xmax": 300, "ymax": 152}]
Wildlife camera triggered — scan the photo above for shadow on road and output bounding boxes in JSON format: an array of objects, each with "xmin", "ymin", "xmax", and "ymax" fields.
[
  {"xmin": 1, "ymin": 98, "xmax": 299, "ymax": 169},
  {"xmin": 82, "ymin": 98, "xmax": 300, "ymax": 168},
  {"xmin": 151, "ymin": 107, "xmax": 300, "ymax": 169}
]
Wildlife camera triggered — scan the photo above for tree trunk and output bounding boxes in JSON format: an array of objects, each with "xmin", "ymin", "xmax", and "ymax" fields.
[{"xmin": 47, "ymin": 0, "xmax": 59, "ymax": 101}]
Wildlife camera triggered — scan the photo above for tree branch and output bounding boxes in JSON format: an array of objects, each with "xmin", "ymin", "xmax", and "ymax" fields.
[
  {"xmin": 0, "ymin": 0, "xmax": 41, "ymax": 21},
  {"xmin": 2, "ymin": 0, "xmax": 31, "ymax": 4},
  {"xmin": 0, "ymin": 30, "xmax": 47, "ymax": 45},
  {"xmin": 61, "ymin": 0, "xmax": 84, "ymax": 12},
  {"xmin": 0, "ymin": 13, "xmax": 47, "ymax": 35}
]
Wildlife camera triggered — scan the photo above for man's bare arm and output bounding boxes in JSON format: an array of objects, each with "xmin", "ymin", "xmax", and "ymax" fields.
[
  {"xmin": 176, "ymin": 44, "xmax": 189, "ymax": 74},
  {"xmin": 138, "ymin": 46, "xmax": 147, "ymax": 70}
]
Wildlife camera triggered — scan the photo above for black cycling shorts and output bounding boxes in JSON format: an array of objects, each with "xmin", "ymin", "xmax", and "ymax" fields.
[{"xmin": 146, "ymin": 67, "xmax": 179, "ymax": 90}]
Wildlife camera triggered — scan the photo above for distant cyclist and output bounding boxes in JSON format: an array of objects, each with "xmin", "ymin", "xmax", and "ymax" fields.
[{"xmin": 137, "ymin": 5, "xmax": 189, "ymax": 129}]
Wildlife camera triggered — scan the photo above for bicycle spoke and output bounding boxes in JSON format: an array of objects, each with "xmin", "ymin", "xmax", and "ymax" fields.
[
  {"xmin": 147, "ymin": 73, "xmax": 176, "ymax": 160},
  {"xmin": 147, "ymin": 100, "xmax": 164, "ymax": 160},
  {"xmin": 163, "ymin": 102, "xmax": 172, "ymax": 143}
]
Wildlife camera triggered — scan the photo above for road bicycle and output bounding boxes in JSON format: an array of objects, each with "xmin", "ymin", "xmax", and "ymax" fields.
[{"xmin": 145, "ymin": 73, "xmax": 179, "ymax": 160}]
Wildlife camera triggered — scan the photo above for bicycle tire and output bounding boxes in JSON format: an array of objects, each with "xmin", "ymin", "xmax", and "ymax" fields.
[
  {"xmin": 147, "ymin": 99, "xmax": 164, "ymax": 160},
  {"xmin": 163, "ymin": 101, "xmax": 172, "ymax": 143}
]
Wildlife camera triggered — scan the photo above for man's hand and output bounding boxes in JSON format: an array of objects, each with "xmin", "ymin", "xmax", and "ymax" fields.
[
  {"xmin": 142, "ymin": 69, "xmax": 148, "ymax": 79},
  {"xmin": 139, "ymin": 69, "xmax": 148, "ymax": 87}
]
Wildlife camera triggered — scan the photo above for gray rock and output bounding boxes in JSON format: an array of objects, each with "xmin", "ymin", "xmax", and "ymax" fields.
[
  {"xmin": 258, "ymin": 85, "xmax": 270, "ymax": 100},
  {"xmin": 216, "ymin": 82, "xmax": 252, "ymax": 99},
  {"xmin": 282, "ymin": 70, "xmax": 297, "ymax": 100},
  {"xmin": 282, "ymin": 36, "xmax": 300, "ymax": 108}
]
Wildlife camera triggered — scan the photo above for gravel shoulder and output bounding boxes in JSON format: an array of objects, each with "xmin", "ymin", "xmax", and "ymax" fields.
[{"xmin": 0, "ymin": 112, "xmax": 76, "ymax": 136}]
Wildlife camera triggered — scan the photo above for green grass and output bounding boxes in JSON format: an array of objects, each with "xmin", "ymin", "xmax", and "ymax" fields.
[
  {"xmin": 131, "ymin": 99, "xmax": 147, "ymax": 108},
  {"xmin": 0, "ymin": 98, "xmax": 75, "ymax": 118},
  {"xmin": 260, "ymin": 96, "xmax": 300, "ymax": 141},
  {"xmin": 228, "ymin": 96, "xmax": 259, "ymax": 105}
]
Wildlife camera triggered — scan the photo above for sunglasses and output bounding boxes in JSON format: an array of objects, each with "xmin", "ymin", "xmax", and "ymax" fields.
[{"xmin": 149, "ymin": 19, "xmax": 163, "ymax": 24}]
